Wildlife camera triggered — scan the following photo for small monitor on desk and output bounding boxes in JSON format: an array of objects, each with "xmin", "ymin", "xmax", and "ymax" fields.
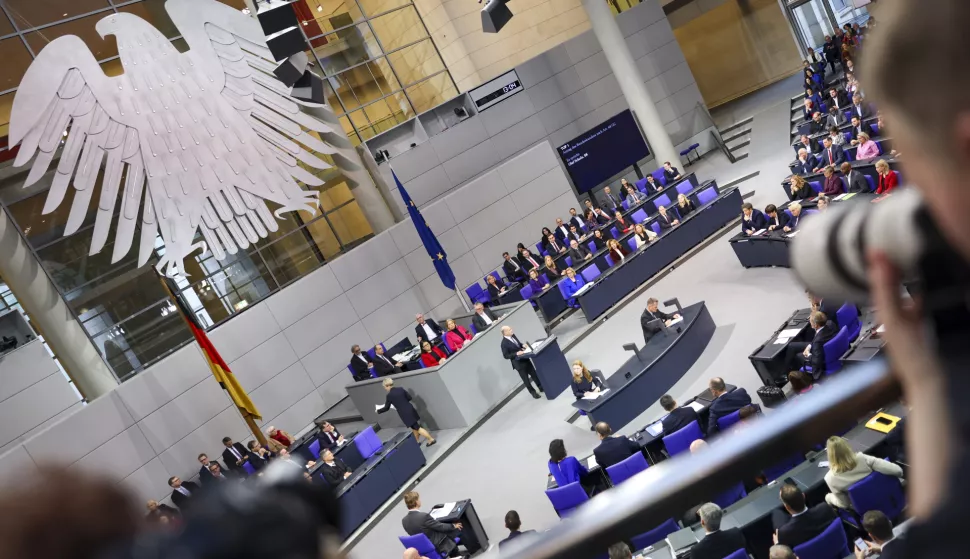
[{"xmin": 645, "ymin": 420, "xmax": 664, "ymax": 437}]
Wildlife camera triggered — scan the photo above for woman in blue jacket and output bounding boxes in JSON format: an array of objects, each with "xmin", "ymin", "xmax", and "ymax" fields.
[
  {"xmin": 527, "ymin": 269, "xmax": 549, "ymax": 293},
  {"xmin": 560, "ymin": 267, "xmax": 586, "ymax": 308}
]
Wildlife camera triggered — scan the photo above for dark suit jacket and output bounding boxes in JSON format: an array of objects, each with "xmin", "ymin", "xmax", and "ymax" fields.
[
  {"xmin": 878, "ymin": 537, "xmax": 904, "ymax": 559},
  {"xmin": 170, "ymin": 481, "xmax": 200, "ymax": 509},
  {"xmin": 690, "ymin": 528, "xmax": 747, "ymax": 559},
  {"xmin": 503, "ymin": 259, "xmax": 526, "ymax": 281},
  {"xmin": 554, "ymin": 225, "xmax": 573, "ymax": 243},
  {"xmin": 742, "ymin": 211, "xmax": 767, "ymax": 234},
  {"xmin": 846, "ymin": 170, "xmax": 869, "ymax": 193},
  {"xmin": 501, "ymin": 335, "xmax": 531, "ymax": 373},
  {"xmin": 415, "ymin": 319, "xmax": 443, "ymax": 344},
  {"xmin": 403, "ymin": 510, "xmax": 460, "ymax": 555},
  {"xmin": 349, "ymin": 353, "xmax": 372, "ymax": 380},
  {"xmin": 568, "ymin": 245, "xmax": 590, "ymax": 262},
  {"xmin": 520, "ymin": 254, "xmax": 542, "ymax": 272},
  {"xmin": 819, "ymin": 145, "xmax": 846, "ymax": 167},
  {"xmin": 658, "ymin": 212, "xmax": 677, "ymax": 230},
  {"xmin": 569, "ymin": 216, "xmax": 585, "ymax": 230},
  {"xmin": 372, "ymin": 354, "xmax": 401, "ymax": 376},
  {"xmin": 851, "ymin": 103, "xmax": 872, "ymax": 120},
  {"xmin": 601, "ymin": 191, "xmax": 622, "ymax": 211},
  {"xmin": 707, "ymin": 388, "xmax": 752, "ymax": 435},
  {"xmin": 793, "ymin": 155, "xmax": 818, "ymax": 176},
  {"xmin": 663, "ymin": 167, "xmax": 680, "ymax": 183},
  {"xmin": 593, "ymin": 436, "xmax": 641, "ymax": 470},
  {"xmin": 499, "ymin": 530, "xmax": 538, "ymax": 552},
  {"xmin": 320, "ymin": 458, "xmax": 351, "ymax": 486},
  {"xmin": 379, "ymin": 386, "xmax": 420, "ymax": 427},
  {"xmin": 829, "ymin": 90, "xmax": 849, "ymax": 109},
  {"xmin": 317, "ymin": 427, "xmax": 343, "ymax": 450},
  {"xmin": 487, "ymin": 283, "xmax": 505, "ymax": 301},
  {"xmin": 777, "ymin": 503, "xmax": 837, "ymax": 549},
  {"xmin": 472, "ymin": 308, "xmax": 499, "ymax": 332},
  {"xmin": 808, "ymin": 320, "xmax": 839, "ymax": 373},
  {"xmin": 767, "ymin": 212, "xmax": 790, "ymax": 230},
  {"xmin": 641, "ymin": 308, "xmax": 672, "ymax": 344},
  {"xmin": 222, "ymin": 443, "xmax": 251, "ymax": 471},
  {"xmin": 198, "ymin": 461, "xmax": 226, "ymax": 485},
  {"xmin": 661, "ymin": 406, "xmax": 699, "ymax": 437}
]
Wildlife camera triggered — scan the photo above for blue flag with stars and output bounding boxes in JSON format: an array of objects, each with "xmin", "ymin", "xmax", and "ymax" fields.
[{"xmin": 394, "ymin": 170, "xmax": 456, "ymax": 290}]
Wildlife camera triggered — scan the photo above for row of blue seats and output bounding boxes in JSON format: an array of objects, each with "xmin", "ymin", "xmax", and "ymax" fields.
[{"xmin": 806, "ymin": 170, "xmax": 901, "ymax": 194}]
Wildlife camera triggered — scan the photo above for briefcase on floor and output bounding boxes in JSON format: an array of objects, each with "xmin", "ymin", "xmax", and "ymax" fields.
[{"xmin": 757, "ymin": 385, "xmax": 787, "ymax": 409}]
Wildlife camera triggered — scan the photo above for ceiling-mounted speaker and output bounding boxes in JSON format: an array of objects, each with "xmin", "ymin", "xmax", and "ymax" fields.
[{"xmin": 481, "ymin": 0, "xmax": 512, "ymax": 33}]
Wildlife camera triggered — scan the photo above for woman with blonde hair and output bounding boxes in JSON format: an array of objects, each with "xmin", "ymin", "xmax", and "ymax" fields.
[
  {"xmin": 677, "ymin": 193, "xmax": 696, "ymax": 217},
  {"xmin": 823, "ymin": 436, "xmax": 904, "ymax": 510},
  {"xmin": 543, "ymin": 255, "xmax": 561, "ymax": 280},
  {"xmin": 789, "ymin": 175, "xmax": 814, "ymax": 200},
  {"xmin": 570, "ymin": 360, "xmax": 604, "ymax": 400}
]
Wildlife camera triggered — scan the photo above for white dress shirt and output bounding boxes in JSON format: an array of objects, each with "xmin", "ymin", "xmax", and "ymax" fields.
[
  {"xmin": 422, "ymin": 323, "xmax": 438, "ymax": 340},
  {"xmin": 478, "ymin": 312, "xmax": 493, "ymax": 326}
]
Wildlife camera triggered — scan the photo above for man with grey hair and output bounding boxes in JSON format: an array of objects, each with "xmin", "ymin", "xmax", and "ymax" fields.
[
  {"xmin": 769, "ymin": 545, "xmax": 797, "ymax": 559},
  {"xmin": 607, "ymin": 542, "xmax": 632, "ymax": 559},
  {"xmin": 689, "ymin": 502, "xmax": 747, "ymax": 559}
]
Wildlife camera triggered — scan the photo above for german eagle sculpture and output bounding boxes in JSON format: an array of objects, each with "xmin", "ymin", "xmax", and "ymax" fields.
[{"xmin": 9, "ymin": 0, "xmax": 337, "ymax": 276}]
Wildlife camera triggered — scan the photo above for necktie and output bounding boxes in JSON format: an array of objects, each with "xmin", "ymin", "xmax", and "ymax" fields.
[
  {"xmin": 512, "ymin": 335, "xmax": 520, "ymax": 347},
  {"xmin": 512, "ymin": 260, "xmax": 519, "ymax": 270},
  {"xmin": 231, "ymin": 446, "xmax": 241, "ymax": 460},
  {"xmin": 828, "ymin": 149, "xmax": 833, "ymax": 164},
  {"xmin": 382, "ymin": 355, "xmax": 391, "ymax": 366},
  {"xmin": 529, "ymin": 257, "xmax": 538, "ymax": 268}
]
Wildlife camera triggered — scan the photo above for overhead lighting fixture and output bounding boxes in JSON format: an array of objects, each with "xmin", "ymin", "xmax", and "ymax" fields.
[
  {"xmin": 317, "ymin": 5, "xmax": 323, "ymax": 12},
  {"xmin": 481, "ymin": 0, "xmax": 512, "ymax": 33}
]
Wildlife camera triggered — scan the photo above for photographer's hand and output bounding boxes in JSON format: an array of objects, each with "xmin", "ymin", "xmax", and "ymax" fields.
[{"xmin": 868, "ymin": 249, "xmax": 952, "ymax": 519}]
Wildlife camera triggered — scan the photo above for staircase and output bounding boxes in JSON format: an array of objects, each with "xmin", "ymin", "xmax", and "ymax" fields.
[{"xmin": 718, "ymin": 117, "xmax": 753, "ymax": 162}]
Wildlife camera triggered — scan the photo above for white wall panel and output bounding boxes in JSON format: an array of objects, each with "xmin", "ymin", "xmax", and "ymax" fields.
[
  {"xmin": 260, "ymin": 390, "xmax": 325, "ymax": 436},
  {"xmin": 207, "ymin": 304, "xmax": 280, "ymax": 363},
  {"xmin": 122, "ymin": 457, "xmax": 174, "ymax": 505},
  {"xmin": 264, "ymin": 265, "xmax": 344, "ymax": 329},
  {"xmin": 229, "ymin": 333, "xmax": 300, "ymax": 392},
  {"xmin": 247, "ymin": 362, "xmax": 315, "ymax": 424},
  {"xmin": 0, "ymin": 342, "xmax": 58, "ymax": 401},
  {"xmin": 282, "ymin": 295, "xmax": 359, "ymax": 359},
  {"xmin": 346, "ymin": 259, "xmax": 417, "ymax": 318},
  {"xmin": 0, "ymin": 372, "xmax": 80, "ymax": 448},
  {"xmin": 70, "ymin": 425, "xmax": 157, "ymax": 481},
  {"xmin": 116, "ymin": 344, "xmax": 209, "ymax": 422},
  {"xmin": 0, "ymin": 444, "xmax": 37, "ymax": 488},
  {"xmin": 360, "ymin": 288, "xmax": 430, "ymax": 346},
  {"xmin": 157, "ymin": 406, "xmax": 250, "ymax": 480},
  {"xmin": 301, "ymin": 321, "xmax": 373, "ymax": 388},
  {"xmin": 137, "ymin": 379, "xmax": 230, "ymax": 454}
]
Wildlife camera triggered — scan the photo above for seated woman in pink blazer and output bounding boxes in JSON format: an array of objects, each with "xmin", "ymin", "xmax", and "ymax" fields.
[{"xmin": 443, "ymin": 319, "xmax": 474, "ymax": 351}]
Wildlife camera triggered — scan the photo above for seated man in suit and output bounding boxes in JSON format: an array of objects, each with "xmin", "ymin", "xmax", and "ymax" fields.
[
  {"xmin": 625, "ymin": 184, "xmax": 645, "ymax": 205},
  {"xmin": 316, "ymin": 419, "xmax": 344, "ymax": 449},
  {"xmin": 764, "ymin": 204, "xmax": 791, "ymax": 232},
  {"xmin": 197, "ymin": 453, "xmax": 226, "ymax": 485},
  {"xmin": 784, "ymin": 203, "xmax": 803, "ymax": 232},
  {"xmin": 641, "ymin": 297, "xmax": 680, "ymax": 345},
  {"xmin": 841, "ymin": 162, "xmax": 869, "ymax": 193},
  {"xmin": 372, "ymin": 344, "xmax": 403, "ymax": 376},
  {"xmin": 601, "ymin": 185, "xmax": 622, "ymax": 211},
  {"xmin": 319, "ymin": 449, "xmax": 352, "ymax": 486},
  {"xmin": 592, "ymin": 207, "xmax": 613, "ymax": 225},
  {"xmin": 814, "ymin": 136, "xmax": 846, "ymax": 172},
  {"xmin": 741, "ymin": 202, "xmax": 767, "ymax": 235},
  {"xmin": 859, "ymin": 510, "xmax": 903, "ymax": 559},
  {"xmin": 772, "ymin": 483, "xmax": 837, "ymax": 549},
  {"xmin": 785, "ymin": 311, "xmax": 839, "ymax": 379},
  {"xmin": 207, "ymin": 462, "xmax": 239, "ymax": 482},
  {"xmin": 691, "ymin": 503, "xmax": 747, "ymax": 559},
  {"xmin": 221, "ymin": 437, "xmax": 252, "ymax": 472},
  {"xmin": 663, "ymin": 161, "xmax": 682, "ymax": 183},
  {"xmin": 402, "ymin": 491, "xmax": 463, "ymax": 558},
  {"xmin": 519, "ymin": 249, "xmax": 542, "ymax": 272},
  {"xmin": 498, "ymin": 510, "xmax": 537, "ymax": 553},
  {"xmin": 545, "ymin": 233, "xmax": 566, "ymax": 255},
  {"xmin": 168, "ymin": 476, "xmax": 199, "ymax": 510},
  {"xmin": 706, "ymin": 377, "xmax": 751, "ymax": 435},
  {"xmin": 795, "ymin": 134, "xmax": 818, "ymax": 155},
  {"xmin": 414, "ymin": 313, "xmax": 443, "ymax": 345},
  {"xmin": 659, "ymin": 394, "xmax": 699, "ymax": 436},
  {"xmin": 808, "ymin": 111, "xmax": 826, "ymax": 134},
  {"xmin": 349, "ymin": 344, "xmax": 373, "ymax": 381},
  {"xmin": 568, "ymin": 239, "xmax": 592, "ymax": 263},
  {"xmin": 472, "ymin": 302, "xmax": 499, "ymax": 332},
  {"xmin": 554, "ymin": 218, "xmax": 572, "ymax": 243},
  {"xmin": 851, "ymin": 93, "xmax": 872, "ymax": 120},
  {"xmin": 848, "ymin": 116, "xmax": 866, "ymax": 145},
  {"xmin": 502, "ymin": 252, "xmax": 527, "ymax": 282},
  {"xmin": 793, "ymin": 148, "xmax": 818, "ymax": 176},
  {"xmin": 593, "ymin": 422, "xmax": 641, "ymax": 470},
  {"xmin": 828, "ymin": 86, "xmax": 849, "ymax": 110}
]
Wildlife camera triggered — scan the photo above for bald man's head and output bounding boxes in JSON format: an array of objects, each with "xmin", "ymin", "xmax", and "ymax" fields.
[{"xmin": 690, "ymin": 439, "xmax": 708, "ymax": 453}]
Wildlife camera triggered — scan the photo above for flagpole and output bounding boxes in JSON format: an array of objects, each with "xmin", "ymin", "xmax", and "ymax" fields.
[{"xmin": 455, "ymin": 287, "xmax": 471, "ymax": 312}]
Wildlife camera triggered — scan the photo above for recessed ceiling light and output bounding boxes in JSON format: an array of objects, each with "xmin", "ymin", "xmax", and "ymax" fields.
[
  {"xmin": 62, "ymin": 12, "xmax": 68, "ymax": 17},
  {"xmin": 317, "ymin": 5, "xmax": 323, "ymax": 12}
]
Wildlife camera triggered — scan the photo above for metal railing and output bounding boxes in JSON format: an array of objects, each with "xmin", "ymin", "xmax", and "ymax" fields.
[{"xmin": 505, "ymin": 360, "xmax": 899, "ymax": 559}]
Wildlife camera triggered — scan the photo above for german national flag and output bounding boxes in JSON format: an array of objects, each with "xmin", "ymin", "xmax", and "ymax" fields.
[{"xmin": 159, "ymin": 274, "xmax": 262, "ymax": 421}]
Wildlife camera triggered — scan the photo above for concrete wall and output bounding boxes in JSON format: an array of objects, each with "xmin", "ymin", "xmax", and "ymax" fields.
[
  {"xmin": 375, "ymin": 0, "xmax": 709, "ymax": 214},
  {"xmin": 0, "ymin": 141, "xmax": 576, "ymax": 506}
]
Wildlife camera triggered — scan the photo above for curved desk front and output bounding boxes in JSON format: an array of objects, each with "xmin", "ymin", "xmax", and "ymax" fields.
[{"xmin": 571, "ymin": 302, "xmax": 716, "ymax": 431}]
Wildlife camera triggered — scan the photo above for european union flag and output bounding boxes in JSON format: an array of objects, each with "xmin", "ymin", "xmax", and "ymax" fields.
[{"xmin": 393, "ymin": 170, "xmax": 456, "ymax": 290}]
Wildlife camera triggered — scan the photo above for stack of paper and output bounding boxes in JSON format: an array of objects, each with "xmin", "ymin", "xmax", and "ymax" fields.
[
  {"xmin": 430, "ymin": 502, "xmax": 457, "ymax": 519},
  {"xmin": 687, "ymin": 400, "xmax": 705, "ymax": 412},
  {"xmin": 375, "ymin": 404, "xmax": 395, "ymax": 411},
  {"xmin": 574, "ymin": 283, "xmax": 594, "ymax": 296},
  {"xmin": 751, "ymin": 229, "xmax": 767, "ymax": 236},
  {"xmin": 786, "ymin": 230, "xmax": 800, "ymax": 238},
  {"xmin": 582, "ymin": 389, "xmax": 610, "ymax": 400},
  {"xmin": 586, "ymin": 456, "xmax": 598, "ymax": 469},
  {"xmin": 667, "ymin": 316, "xmax": 684, "ymax": 327},
  {"xmin": 774, "ymin": 327, "xmax": 803, "ymax": 344}
]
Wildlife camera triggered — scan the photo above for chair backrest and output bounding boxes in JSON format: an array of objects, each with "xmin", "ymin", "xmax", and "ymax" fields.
[
  {"xmin": 519, "ymin": 284, "xmax": 534, "ymax": 301},
  {"xmin": 847, "ymin": 471, "xmax": 906, "ymax": 521},
  {"xmin": 565, "ymin": 256, "xmax": 573, "ymax": 267},
  {"xmin": 784, "ymin": 208, "xmax": 793, "ymax": 219},
  {"xmin": 822, "ymin": 326, "xmax": 850, "ymax": 374},
  {"xmin": 651, "ymin": 168, "xmax": 667, "ymax": 186},
  {"xmin": 631, "ymin": 209, "xmax": 648, "ymax": 224},
  {"xmin": 588, "ymin": 241, "xmax": 596, "ymax": 253},
  {"xmin": 581, "ymin": 264, "xmax": 601, "ymax": 283},
  {"xmin": 605, "ymin": 452, "xmax": 649, "ymax": 485},
  {"xmin": 635, "ymin": 177, "xmax": 649, "ymax": 192},
  {"xmin": 864, "ymin": 175, "xmax": 875, "ymax": 192},
  {"xmin": 696, "ymin": 187, "xmax": 718, "ymax": 205},
  {"xmin": 650, "ymin": 221, "xmax": 661, "ymax": 236},
  {"xmin": 347, "ymin": 364, "xmax": 355, "ymax": 377},
  {"xmin": 870, "ymin": 123, "xmax": 879, "ymax": 136},
  {"xmin": 663, "ymin": 420, "xmax": 703, "ymax": 456},
  {"xmin": 242, "ymin": 461, "xmax": 257, "ymax": 475},
  {"xmin": 809, "ymin": 181, "xmax": 822, "ymax": 193},
  {"xmin": 535, "ymin": 242, "xmax": 546, "ymax": 257},
  {"xmin": 722, "ymin": 549, "xmax": 747, "ymax": 559},
  {"xmin": 836, "ymin": 303, "xmax": 856, "ymax": 332},
  {"xmin": 465, "ymin": 282, "xmax": 487, "ymax": 305},
  {"xmin": 763, "ymin": 453, "xmax": 805, "ymax": 482},
  {"xmin": 843, "ymin": 131, "xmax": 852, "ymax": 143},
  {"xmin": 307, "ymin": 439, "xmax": 322, "ymax": 459},
  {"xmin": 398, "ymin": 534, "xmax": 442, "ymax": 559},
  {"xmin": 557, "ymin": 280, "xmax": 569, "ymax": 300},
  {"xmin": 544, "ymin": 481, "xmax": 589, "ymax": 518},
  {"xmin": 630, "ymin": 518, "xmax": 680, "ymax": 550},
  {"xmin": 610, "ymin": 226, "xmax": 620, "ymax": 239},
  {"xmin": 627, "ymin": 238, "xmax": 637, "ymax": 252},
  {"xmin": 793, "ymin": 518, "xmax": 850, "ymax": 559},
  {"xmin": 712, "ymin": 481, "xmax": 747, "ymax": 509},
  {"xmin": 892, "ymin": 170, "xmax": 902, "ymax": 185},
  {"xmin": 622, "ymin": 199, "xmax": 630, "ymax": 211},
  {"xmin": 605, "ymin": 255, "xmax": 614, "ymax": 268},
  {"xmin": 675, "ymin": 181, "xmax": 694, "ymax": 196},
  {"xmin": 716, "ymin": 409, "xmax": 742, "ymax": 431},
  {"xmin": 355, "ymin": 426, "xmax": 382, "ymax": 459},
  {"xmin": 653, "ymin": 193, "xmax": 672, "ymax": 209},
  {"xmin": 844, "ymin": 148, "xmax": 855, "ymax": 162}
]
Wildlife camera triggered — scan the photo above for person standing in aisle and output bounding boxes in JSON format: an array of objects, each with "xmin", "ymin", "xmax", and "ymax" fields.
[{"xmin": 378, "ymin": 378, "xmax": 436, "ymax": 447}]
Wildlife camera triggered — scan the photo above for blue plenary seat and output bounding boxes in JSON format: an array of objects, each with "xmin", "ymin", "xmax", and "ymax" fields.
[
  {"xmin": 399, "ymin": 534, "xmax": 445, "ymax": 559},
  {"xmin": 635, "ymin": 177, "xmax": 649, "ymax": 192},
  {"xmin": 519, "ymin": 284, "xmax": 534, "ymax": 305},
  {"xmin": 605, "ymin": 452, "xmax": 649, "ymax": 485},
  {"xmin": 611, "ymin": 226, "xmax": 620, "ymax": 239},
  {"xmin": 307, "ymin": 439, "xmax": 322, "ymax": 459},
  {"xmin": 627, "ymin": 238, "xmax": 637, "ymax": 252},
  {"xmin": 242, "ymin": 461, "xmax": 257, "ymax": 475},
  {"xmin": 653, "ymin": 193, "xmax": 672, "ymax": 209},
  {"xmin": 631, "ymin": 209, "xmax": 648, "ymax": 224},
  {"xmin": 581, "ymin": 264, "xmax": 601, "ymax": 283},
  {"xmin": 722, "ymin": 550, "xmax": 747, "ymax": 559},
  {"xmin": 663, "ymin": 420, "xmax": 703, "ymax": 456},
  {"xmin": 631, "ymin": 519, "xmax": 680, "ymax": 550},
  {"xmin": 848, "ymin": 471, "xmax": 906, "ymax": 521},
  {"xmin": 622, "ymin": 199, "xmax": 630, "ymax": 211},
  {"xmin": 802, "ymin": 326, "xmax": 849, "ymax": 377},
  {"xmin": 697, "ymin": 187, "xmax": 718, "ymax": 205},
  {"xmin": 651, "ymin": 168, "xmax": 667, "ymax": 186},
  {"xmin": 893, "ymin": 170, "xmax": 902, "ymax": 185},
  {"xmin": 605, "ymin": 255, "xmax": 614, "ymax": 268},
  {"xmin": 836, "ymin": 303, "xmax": 861, "ymax": 341},
  {"xmin": 465, "ymin": 283, "xmax": 488, "ymax": 305},
  {"xmin": 793, "ymin": 518, "xmax": 850, "ymax": 559},
  {"xmin": 548, "ymin": 456, "xmax": 586, "ymax": 487},
  {"xmin": 545, "ymin": 481, "xmax": 588, "ymax": 518},
  {"xmin": 716, "ymin": 409, "xmax": 742, "ymax": 431},
  {"xmin": 763, "ymin": 453, "xmax": 805, "ymax": 482},
  {"xmin": 588, "ymin": 241, "xmax": 596, "ymax": 253},
  {"xmin": 712, "ymin": 481, "xmax": 747, "ymax": 509},
  {"xmin": 809, "ymin": 181, "xmax": 822, "ymax": 193},
  {"xmin": 565, "ymin": 256, "xmax": 573, "ymax": 267},
  {"xmin": 650, "ymin": 221, "xmax": 662, "ymax": 236},
  {"xmin": 864, "ymin": 175, "xmax": 875, "ymax": 192},
  {"xmin": 355, "ymin": 426, "xmax": 382, "ymax": 459},
  {"xmin": 676, "ymin": 181, "xmax": 694, "ymax": 196}
]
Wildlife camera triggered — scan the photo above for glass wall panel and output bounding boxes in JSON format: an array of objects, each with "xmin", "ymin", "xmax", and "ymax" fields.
[
  {"xmin": 24, "ymin": 13, "xmax": 120, "ymax": 60},
  {"xmin": 297, "ymin": 0, "xmax": 365, "ymax": 36},
  {"xmin": 369, "ymin": 6, "xmax": 426, "ymax": 51},
  {"xmin": 116, "ymin": 0, "xmax": 179, "ymax": 38},
  {"xmin": 310, "ymin": 24, "xmax": 382, "ymax": 75},
  {"xmin": 387, "ymin": 39, "xmax": 445, "ymax": 86},
  {"xmin": 331, "ymin": 59, "xmax": 402, "ymax": 111},
  {"xmin": 358, "ymin": 0, "xmax": 410, "ymax": 17},
  {"xmin": 0, "ymin": 93, "xmax": 13, "ymax": 141},
  {"xmin": 4, "ymin": 0, "xmax": 111, "ymax": 30},
  {"xmin": 347, "ymin": 92, "xmax": 413, "ymax": 139},
  {"xmin": 0, "ymin": 38, "xmax": 33, "ymax": 92},
  {"xmin": 406, "ymin": 71, "xmax": 458, "ymax": 114}
]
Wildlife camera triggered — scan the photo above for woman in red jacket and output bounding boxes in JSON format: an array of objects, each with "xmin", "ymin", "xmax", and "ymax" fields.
[
  {"xmin": 419, "ymin": 341, "xmax": 447, "ymax": 368},
  {"xmin": 443, "ymin": 319, "xmax": 473, "ymax": 351},
  {"xmin": 875, "ymin": 159, "xmax": 898, "ymax": 194},
  {"xmin": 613, "ymin": 210, "xmax": 632, "ymax": 234}
]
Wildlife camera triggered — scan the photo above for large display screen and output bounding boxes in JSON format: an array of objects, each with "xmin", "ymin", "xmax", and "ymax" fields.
[{"xmin": 556, "ymin": 110, "xmax": 650, "ymax": 194}]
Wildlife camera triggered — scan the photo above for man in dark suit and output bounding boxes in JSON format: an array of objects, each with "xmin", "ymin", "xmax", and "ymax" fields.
[
  {"xmin": 795, "ymin": 134, "xmax": 819, "ymax": 155},
  {"xmin": 600, "ymin": 186, "xmax": 622, "ymax": 211},
  {"xmin": 840, "ymin": 162, "xmax": 869, "ymax": 193},
  {"xmin": 568, "ymin": 239, "xmax": 591, "ymax": 263},
  {"xmin": 828, "ymin": 87, "xmax": 849, "ymax": 111},
  {"xmin": 814, "ymin": 137, "xmax": 846, "ymax": 171},
  {"xmin": 498, "ymin": 510, "xmax": 537, "ymax": 553},
  {"xmin": 502, "ymin": 252, "xmax": 527, "ymax": 282},
  {"xmin": 691, "ymin": 503, "xmax": 747, "ymax": 559},
  {"xmin": 168, "ymin": 476, "xmax": 199, "ymax": 510},
  {"xmin": 764, "ymin": 204, "xmax": 791, "ymax": 232},
  {"xmin": 402, "ymin": 491, "xmax": 462, "ymax": 558},
  {"xmin": 593, "ymin": 422, "xmax": 640, "ymax": 470},
  {"xmin": 500, "ymin": 326, "xmax": 542, "ymax": 398},
  {"xmin": 659, "ymin": 394, "xmax": 699, "ymax": 436},
  {"xmin": 822, "ymin": 35, "xmax": 840, "ymax": 74},
  {"xmin": 519, "ymin": 249, "xmax": 542, "ymax": 272},
  {"xmin": 472, "ymin": 303, "xmax": 499, "ymax": 332},
  {"xmin": 851, "ymin": 93, "xmax": 872, "ymax": 120},
  {"xmin": 663, "ymin": 162, "xmax": 682, "ymax": 183},
  {"xmin": 848, "ymin": 116, "xmax": 866, "ymax": 144},
  {"xmin": 706, "ymin": 377, "xmax": 751, "ymax": 435},
  {"xmin": 415, "ymin": 313, "xmax": 443, "ymax": 345},
  {"xmin": 861, "ymin": 510, "xmax": 903, "ymax": 559},
  {"xmin": 785, "ymin": 311, "xmax": 839, "ymax": 379},
  {"xmin": 372, "ymin": 344, "xmax": 403, "ymax": 376},
  {"xmin": 545, "ymin": 233, "xmax": 566, "ymax": 255},
  {"xmin": 568, "ymin": 208, "xmax": 585, "ymax": 230},
  {"xmin": 221, "ymin": 437, "xmax": 251, "ymax": 472},
  {"xmin": 808, "ymin": 111, "xmax": 825, "ymax": 134},
  {"xmin": 349, "ymin": 344, "xmax": 373, "ymax": 381},
  {"xmin": 197, "ymin": 454, "xmax": 226, "ymax": 486},
  {"xmin": 793, "ymin": 149, "xmax": 818, "ymax": 176},
  {"xmin": 315, "ymin": 420, "xmax": 344, "ymax": 450},
  {"xmin": 772, "ymin": 484, "xmax": 837, "ymax": 549},
  {"xmin": 319, "ymin": 448, "xmax": 352, "ymax": 486},
  {"xmin": 741, "ymin": 202, "xmax": 767, "ymax": 235},
  {"xmin": 206, "ymin": 462, "xmax": 239, "ymax": 482},
  {"xmin": 641, "ymin": 297, "xmax": 679, "ymax": 345},
  {"xmin": 553, "ymin": 218, "xmax": 573, "ymax": 243}
]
